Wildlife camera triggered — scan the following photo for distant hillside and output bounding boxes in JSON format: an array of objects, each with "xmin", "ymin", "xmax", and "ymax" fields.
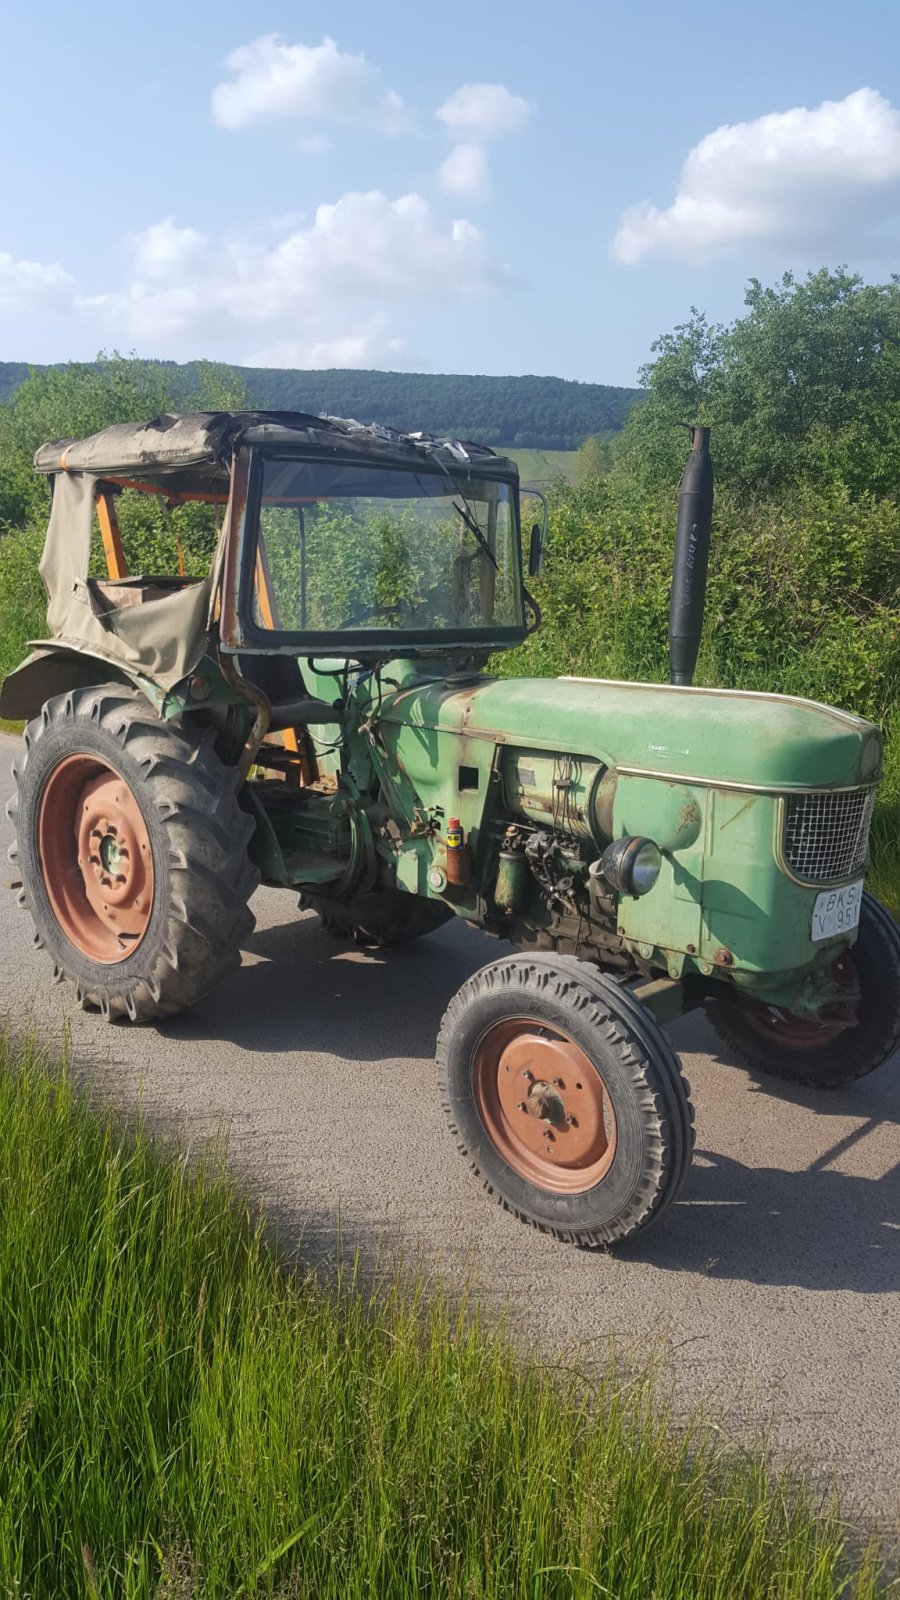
[{"xmin": 0, "ymin": 361, "xmax": 642, "ymax": 451}]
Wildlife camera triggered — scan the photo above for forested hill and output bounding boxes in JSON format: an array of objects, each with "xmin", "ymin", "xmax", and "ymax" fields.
[{"xmin": 0, "ymin": 362, "xmax": 642, "ymax": 450}]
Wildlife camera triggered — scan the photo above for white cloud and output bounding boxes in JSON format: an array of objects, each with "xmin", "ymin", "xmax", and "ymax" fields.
[
  {"xmin": 80, "ymin": 192, "xmax": 507, "ymax": 360},
  {"xmin": 612, "ymin": 87, "xmax": 900, "ymax": 265},
  {"xmin": 247, "ymin": 315, "xmax": 407, "ymax": 370},
  {"xmin": 2, "ymin": 188, "xmax": 508, "ymax": 366},
  {"xmin": 211, "ymin": 34, "xmax": 410, "ymax": 133},
  {"xmin": 436, "ymin": 82, "xmax": 530, "ymax": 139},
  {"xmin": 439, "ymin": 143, "xmax": 490, "ymax": 201},
  {"xmin": 0, "ymin": 251, "xmax": 76, "ymax": 314}
]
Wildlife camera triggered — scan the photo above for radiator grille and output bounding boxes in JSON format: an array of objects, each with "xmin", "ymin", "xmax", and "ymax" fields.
[{"xmin": 782, "ymin": 788, "xmax": 875, "ymax": 884}]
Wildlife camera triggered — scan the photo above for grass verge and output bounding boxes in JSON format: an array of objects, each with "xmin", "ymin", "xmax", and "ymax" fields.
[{"xmin": 0, "ymin": 1031, "xmax": 893, "ymax": 1598}]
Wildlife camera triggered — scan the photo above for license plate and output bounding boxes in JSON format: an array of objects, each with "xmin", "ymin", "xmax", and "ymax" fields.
[{"xmin": 811, "ymin": 880, "xmax": 864, "ymax": 942}]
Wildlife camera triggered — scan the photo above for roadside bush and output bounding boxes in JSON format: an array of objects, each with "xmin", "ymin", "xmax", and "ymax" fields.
[
  {"xmin": 0, "ymin": 526, "xmax": 47, "ymax": 683},
  {"xmin": 503, "ymin": 475, "xmax": 900, "ymax": 724}
]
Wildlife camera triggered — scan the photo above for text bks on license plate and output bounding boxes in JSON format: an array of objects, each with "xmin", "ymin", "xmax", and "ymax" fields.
[{"xmin": 811, "ymin": 880, "xmax": 864, "ymax": 942}]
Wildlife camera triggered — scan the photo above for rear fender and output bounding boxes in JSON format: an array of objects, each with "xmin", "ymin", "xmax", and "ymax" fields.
[{"xmin": 0, "ymin": 645, "xmax": 164, "ymax": 721}]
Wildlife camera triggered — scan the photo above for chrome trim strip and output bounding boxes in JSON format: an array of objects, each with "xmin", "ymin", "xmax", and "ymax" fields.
[
  {"xmin": 559, "ymin": 676, "xmax": 872, "ymax": 733},
  {"xmin": 615, "ymin": 766, "xmax": 875, "ymax": 796}
]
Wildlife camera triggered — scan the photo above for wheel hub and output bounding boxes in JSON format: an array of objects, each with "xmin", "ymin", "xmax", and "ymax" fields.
[
  {"xmin": 473, "ymin": 1020, "xmax": 617, "ymax": 1194},
  {"xmin": 37, "ymin": 755, "xmax": 154, "ymax": 964}
]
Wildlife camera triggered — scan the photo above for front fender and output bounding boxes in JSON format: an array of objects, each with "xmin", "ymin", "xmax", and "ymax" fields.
[{"xmin": 0, "ymin": 645, "xmax": 164, "ymax": 720}]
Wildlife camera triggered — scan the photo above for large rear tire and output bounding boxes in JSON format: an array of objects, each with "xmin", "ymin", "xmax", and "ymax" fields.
[
  {"xmin": 707, "ymin": 892, "xmax": 900, "ymax": 1089},
  {"xmin": 7, "ymin": 685, "xmax": 259, "ymax": 1021},
  {"xmin": 437, "ymin": 954, "xmax": 694, "ymax": 1248}
]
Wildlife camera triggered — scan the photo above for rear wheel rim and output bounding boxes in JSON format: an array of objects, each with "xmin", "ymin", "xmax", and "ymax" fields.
[
  {"xmin": 739, "ymin": 953, "xmax": 859, "ymax": 1049},
  {"xmin": 472, "ymin": 1017, "xmax": 617, "ymax": 1194},
  {"xmin": 37, "ymin": 754, "xmax": 154, "ymax": 964}
]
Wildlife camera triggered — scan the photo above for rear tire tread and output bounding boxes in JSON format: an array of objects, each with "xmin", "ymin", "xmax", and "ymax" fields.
[{"xmin": 8, "ymin": 684, "xmax": 260, "ymax": 1022}]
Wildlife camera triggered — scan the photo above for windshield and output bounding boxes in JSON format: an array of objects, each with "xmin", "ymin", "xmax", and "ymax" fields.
[{"xmin": 246, "ymin": 454, "xmax": 524, "ymax": 646}]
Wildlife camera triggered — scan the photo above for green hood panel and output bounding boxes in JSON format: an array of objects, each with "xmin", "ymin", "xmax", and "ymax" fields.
[{"xmin": 381, "ymin": 675, "xmax": 877, "ymax": 791}]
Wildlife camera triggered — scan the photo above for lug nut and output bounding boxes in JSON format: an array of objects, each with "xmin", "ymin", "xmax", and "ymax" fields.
[
  {"xmin": 516, "ymin": 1101, "xmax": 527, "ymax": 1113},
  {"xmin": 552, "ymin": 1077, "xmax": 565, "ymax": 1089},
  {"xmin": 522, "ymin": 1069, "xmax": 534, "ymax": 1082},
  {"xmin": 566, "ymin": 1115, "xmax": 578, "ymax": 1128},
  {"xmin": 543, "ymin": 1129, "xmax": 554, "ymax": 1141}
]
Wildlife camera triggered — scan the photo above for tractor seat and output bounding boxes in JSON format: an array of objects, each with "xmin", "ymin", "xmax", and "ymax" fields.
[{"xmin": 238, "ymin": 654, "xmax": 342, "ymax": 729}]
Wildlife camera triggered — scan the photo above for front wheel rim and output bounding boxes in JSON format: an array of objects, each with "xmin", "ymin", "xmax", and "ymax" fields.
[
  {"xmin": 472, "ymin": 1017, "xmax": 617, "ymax": 1194},
  {"xmin": 36, "ymin": 754, "xmax": 154, "ymax": 964}
]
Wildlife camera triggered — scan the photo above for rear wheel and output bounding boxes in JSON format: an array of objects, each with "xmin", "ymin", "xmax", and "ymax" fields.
[
  {"xmin": 437, "ymin": 954, "xmax": 694, "ymax": 1248},
  {"xmin": 7, "ymin": 684, "xmax": 259, "ymax": 1021},
  {"xmin": 707, "ymin": 891, "xmax": 900, "ymax": 1088}
]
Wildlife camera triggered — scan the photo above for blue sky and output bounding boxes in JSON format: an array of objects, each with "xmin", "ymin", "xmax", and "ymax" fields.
[{"xmin": 2, "ymin": 0, "xmax": 899, "ymax": 384}]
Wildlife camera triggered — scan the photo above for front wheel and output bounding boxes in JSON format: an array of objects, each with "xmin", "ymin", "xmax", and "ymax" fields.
[
  {"xmin": 437, "ymin": 954, "xmax": 694, "ymax": 1248},
  {"xmin": 707, "ymin": 891, "xmax": 900, "ymax": 1088}
]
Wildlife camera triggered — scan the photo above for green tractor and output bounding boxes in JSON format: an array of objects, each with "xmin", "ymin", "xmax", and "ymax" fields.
[{"xmin": 4, "ymin": 411, "xmax": 898, "ymax": 1247}]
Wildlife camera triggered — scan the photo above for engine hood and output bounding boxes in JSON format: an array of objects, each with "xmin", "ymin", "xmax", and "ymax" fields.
[{"xmin": 379, "ymin": 674, "xmax": 880, "ymax": 791}]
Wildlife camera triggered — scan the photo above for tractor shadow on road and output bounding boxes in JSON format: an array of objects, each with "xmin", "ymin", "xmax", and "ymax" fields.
[
  {"xmin": 163, "ymin": 906, "xmax": 900, "ymax": 1296},
  {"xmin": 627, "ymin": 1015, "xmax": 900, "ymax": 1292},
  {"xmin": 631, "ymin": 1138, "xmax": 900, "ymax": 1293},
  {"xmin": 162, "ymin": 906, "xmax": 498, "ymax": 1063}
]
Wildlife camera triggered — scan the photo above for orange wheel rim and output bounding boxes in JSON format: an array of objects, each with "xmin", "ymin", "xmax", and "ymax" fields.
[
  {"xmin": 472, "ymin": 1017, "xmax": 617, "ymax": 1194},
  {"xmin": 37, "ymin": 754, "xmax": 154, "ymax": 964},
  {"xmin": 740, "ymin": 954, "xmax": 859, "ymax": 1049}
]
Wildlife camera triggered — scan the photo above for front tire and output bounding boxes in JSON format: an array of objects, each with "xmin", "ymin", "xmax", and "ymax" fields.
[
  {"xmin": 7, "ymin": 684, "xmax": 259, "ymax": 1021},
  {"xmin": 437, "ymin": 954, "xmax": 694, "ymax": 1248},
  {"xmin": 707, "ymin": 891, "xmax": 900, "ymax": 1088}
]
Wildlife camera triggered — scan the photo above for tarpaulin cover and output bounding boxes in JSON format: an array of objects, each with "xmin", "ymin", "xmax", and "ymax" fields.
[
  {"xmin": 29, "ymin": 411, "xmax": 517, "ymax": 691},
  {"xmin": 34, "ymin": 410, "xmax": 516, "ymax": 490},
  {"xmin": 38, "ymin": 472, "xmax": 216, "ymax": 689}
]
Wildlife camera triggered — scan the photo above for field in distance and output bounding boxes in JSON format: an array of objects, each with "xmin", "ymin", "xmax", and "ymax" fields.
[{"xmin": 505, "ymin": 446, "xmax": 579, "ymax": 484}]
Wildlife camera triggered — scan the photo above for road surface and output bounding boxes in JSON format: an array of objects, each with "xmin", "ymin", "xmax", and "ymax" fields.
[{"xmin": 1, "ymin": 733, "xmax": 897, "ymax": 1529}]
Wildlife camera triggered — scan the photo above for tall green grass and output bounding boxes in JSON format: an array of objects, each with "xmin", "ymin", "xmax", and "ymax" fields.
[{"xmin": 0, "ymin": 1031, "xmax": 893, "ymax": 1599}]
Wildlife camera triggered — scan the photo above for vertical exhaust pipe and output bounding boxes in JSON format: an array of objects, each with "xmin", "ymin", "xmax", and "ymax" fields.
[{"xmin": 669, "ymin": 425, "xmax": 713, "ymax": 687}]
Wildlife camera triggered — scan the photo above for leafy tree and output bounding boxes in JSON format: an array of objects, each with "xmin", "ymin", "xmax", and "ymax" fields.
[
  {"xmin": 616, "ymin": 269, "xmax": 900, "ymax": 502},
  {"xmin": 574, "ymin": 435, "xmax": 614, "ymax": 483}
]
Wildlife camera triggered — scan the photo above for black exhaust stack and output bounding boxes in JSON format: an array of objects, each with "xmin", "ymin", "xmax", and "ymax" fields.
[{"xmin": 668, "ymin": 425, "xmax": 713, "ymax": 686}]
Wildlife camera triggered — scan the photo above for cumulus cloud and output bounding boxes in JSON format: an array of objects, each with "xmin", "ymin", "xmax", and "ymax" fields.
[
  {"xmin": 439, "ymin": 143, "xmax": 490, "ymax": 201},
  {"xmin": 211, "ymin": 34, "xmax": 410, "ymax": 133},
  {"xmin": 2, "ymin": 189, "xmax": 508, "ymax": 365},
  {"xmin": 79, "ymin": 192, "xmax": 506, "ymax": 358},
  {"xmin": 0, "ymin": 251, "xmax": 76, "ymax": 314},
  {"xmin": 247, "ymin": 315, "xmax": 407, "ymax": 370},
  {"xmin": 436, "ymin": 82, "xmax": 530, "ymax": 139},
  {"xmin": 612, "ymin": 87, "xmax": 900, "ymax": 265}
]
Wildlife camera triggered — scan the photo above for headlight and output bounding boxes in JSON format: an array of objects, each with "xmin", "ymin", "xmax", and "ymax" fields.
[{"xmin": 599, "ymin": 836, "xmax": 662, "ymax": 897}]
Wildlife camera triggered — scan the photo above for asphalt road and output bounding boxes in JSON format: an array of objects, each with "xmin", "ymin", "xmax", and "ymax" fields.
[{"xmin": 1, "ymin": 733, "xmax": 897, "ymax": 1530}]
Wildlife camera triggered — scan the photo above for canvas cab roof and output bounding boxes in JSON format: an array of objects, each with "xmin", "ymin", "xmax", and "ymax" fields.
[{"xmin": 33, "ymin": 410, "xmax": 517, "ymax": 497}]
